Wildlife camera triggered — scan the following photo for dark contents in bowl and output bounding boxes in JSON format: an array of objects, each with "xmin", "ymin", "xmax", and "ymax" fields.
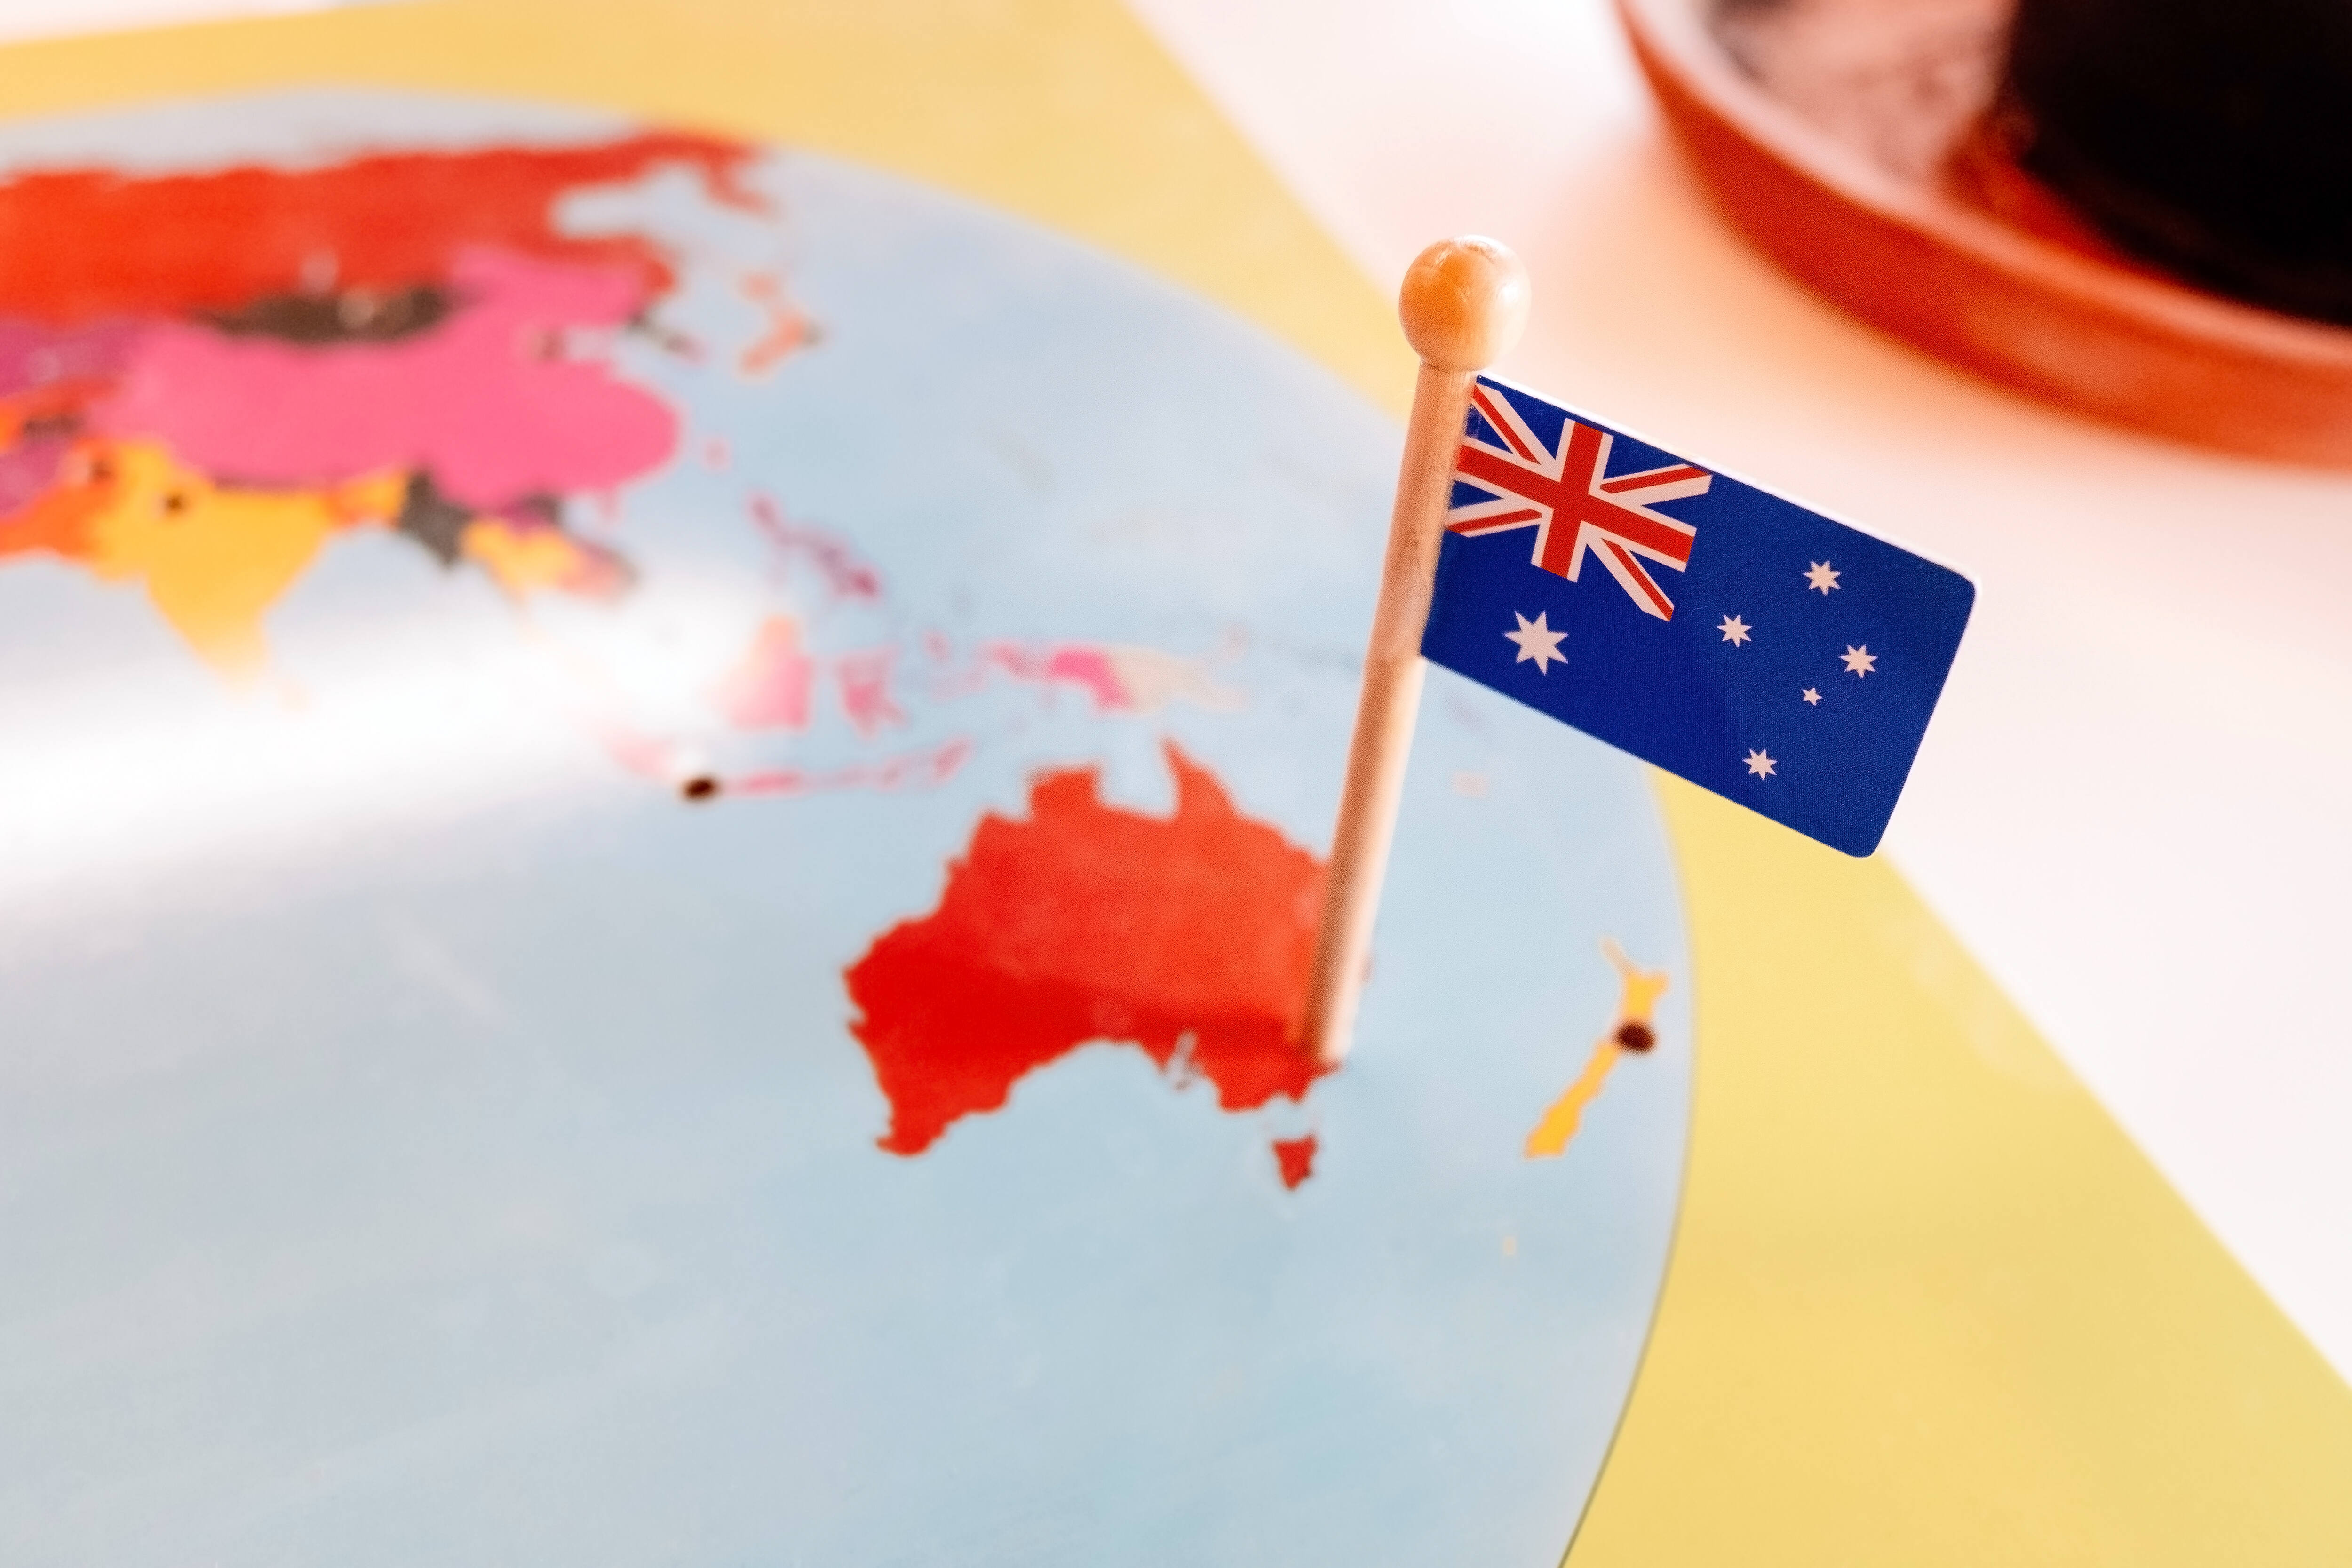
[{"xmin": 2002, "ymin": 0, "xmax": 2352, "ymax": 325}]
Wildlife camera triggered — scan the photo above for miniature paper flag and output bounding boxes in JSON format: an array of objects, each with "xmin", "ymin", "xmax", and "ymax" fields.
[{"xmin": 1422, "ymin": 375, "xmax": 1973, "ymax": 855}]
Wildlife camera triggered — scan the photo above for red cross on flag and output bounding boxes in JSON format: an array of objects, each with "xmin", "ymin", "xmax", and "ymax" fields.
[{"xmin": 1446, "ymin": 382, "xmax": 1712, "ymax": 620}]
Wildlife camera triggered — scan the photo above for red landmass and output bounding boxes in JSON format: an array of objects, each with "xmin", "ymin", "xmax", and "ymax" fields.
[
  {"xmin": 845, "ymin": 741, "xmax": 1331, "ymax": 1162},
  {"xmin": 0, "ymin": 131, "xmax": 760, "ymax": 323},
  {"xmin": 1271, "ymin": 1134, "xmax": 1319, "ymax": 1190}
]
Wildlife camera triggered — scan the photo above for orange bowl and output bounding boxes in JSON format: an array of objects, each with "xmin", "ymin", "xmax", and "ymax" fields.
[{"xmin": 1619, "ymin": 0, "xmax": 2352, "ymax": 466}]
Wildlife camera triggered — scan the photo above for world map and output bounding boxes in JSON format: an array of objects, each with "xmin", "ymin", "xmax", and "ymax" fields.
[
  {"xmin": 0, "ymin": 133, "xmax": 739, "ymax": 676},
  {"xmin": 0, "ymin": 93, "xmax": 1694, "ymax": 1566},
  {"xmin": 0, "ymin": 115, "xmax": 1362, "ymax": 1179}
]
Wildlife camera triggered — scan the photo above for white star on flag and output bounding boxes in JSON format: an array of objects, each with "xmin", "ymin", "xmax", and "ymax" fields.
[
  {"xmin": 1718, "ymin": 614, "xmax": 1751, "ymax": 646},
  {"xmin": 1801, "ymin": 687, "xmax": 1821, "ymax": 705},
  {"xmin": 1744, "ymin": 748, "xmax": 1776, "ymax": 778},
  {"xmin": 1503, "ymin": 611, "xmax": 1567, "ymax": 673},
  {"xmin": 1842, "ymin": 645, "xmax": 1877, "ymax": 677},
  {"xmin": 1805, "ymin": 561, "xmax": 1840, "ymax": 593}
]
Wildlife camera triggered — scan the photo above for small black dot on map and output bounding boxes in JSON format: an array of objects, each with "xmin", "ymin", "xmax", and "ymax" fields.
[
  {"xmin": 1615, "ymin": 1022, "xmax": 1656, "ymax": 1052},
  {"xmin": 679, "ymin": 775, "xmax": 720, "ymax": 803}
]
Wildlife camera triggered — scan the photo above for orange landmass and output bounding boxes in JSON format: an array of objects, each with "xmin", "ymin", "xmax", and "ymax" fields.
[
  {"xmin": 737, "ymin": 271, "xmax": 813, "ymax": 375},
  {"xmin": 0, "ymin": 438, "xmax": 400, "ymax": 678},
  {"xmin": 844, "ymin": 741, "xmax": 1330, "ymax": 1161},
  {"xmin": 0, "ymin": 132, "xmax": 759, "ymax": 324},
  {"xmin": 1524, "ymin": 939, "xmax": 1668, "ymax": 1159},
  {"xmin": 459, "ymin": 514, "xmax": 631, "ymax": 602}
]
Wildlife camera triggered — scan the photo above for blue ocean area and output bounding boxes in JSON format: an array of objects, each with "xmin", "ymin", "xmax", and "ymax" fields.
[{"xmin": 0, "ymin": 93, "xmax": 1690, "ymax": 1566}]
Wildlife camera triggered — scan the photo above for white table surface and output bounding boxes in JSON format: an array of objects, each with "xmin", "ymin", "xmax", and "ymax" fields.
[{"xmin": 4, "ymin": 0, "xmax": 2348, "ymax": 1382}]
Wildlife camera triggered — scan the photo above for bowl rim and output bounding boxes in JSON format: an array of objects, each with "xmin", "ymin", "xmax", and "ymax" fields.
[{"xmin": 1617, "ymin": 0, "xmax": 2352, "ymax": 373}]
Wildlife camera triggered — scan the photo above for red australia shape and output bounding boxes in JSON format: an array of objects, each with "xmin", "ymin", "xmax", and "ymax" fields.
[{"xmin": 845, "ymin": 741, "xmax": 1331, "ymax": 1159}]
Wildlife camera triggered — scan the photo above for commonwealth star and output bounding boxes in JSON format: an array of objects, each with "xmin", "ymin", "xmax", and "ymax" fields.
[{"xmin": 1504, "ymin": 611, "xmax": 1567, "ymax": 673}]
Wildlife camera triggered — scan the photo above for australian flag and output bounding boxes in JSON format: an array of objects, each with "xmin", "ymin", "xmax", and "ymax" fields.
[{"xmin": 1421, "ymin": 376, "xmax": 1973, "ymax": 856}]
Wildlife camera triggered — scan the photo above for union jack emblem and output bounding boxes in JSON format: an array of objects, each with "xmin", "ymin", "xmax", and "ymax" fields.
[{"xmin": 1447, "ymin": 381, "xmax": 1711, "ymax": 620}]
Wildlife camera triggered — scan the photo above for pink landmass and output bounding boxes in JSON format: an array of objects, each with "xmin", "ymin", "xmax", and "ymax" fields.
[
  {"xmin": 749, "ymin": 493, "xmax": 882, "ymax": 600},
  {"xmin": 952, "ymin": 640, "xmax": 1241, "ymax": 716},
  {"xmin": 836, "ymin": 648, "xmax": 905, "ymax": 735},
  {"xmin": 712, "ymin": 615, "xmax": 815, "ymax": 731},
  {"xmin": 92, "ymin": 247, "xmax": 676, "ymax": 509},
  {"xmin": 725, "ymin": 736, "xmax": 971, "ymax": 798},
  {"xmin": 975, "ymin": 641, "xmax": 1126, "ymax": 709},
  {"xmin": 0, "ymin": 318, "xmax": 142, "ymax": 401}
]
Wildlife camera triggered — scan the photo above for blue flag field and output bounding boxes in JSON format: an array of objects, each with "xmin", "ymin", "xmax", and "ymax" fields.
[{"xmin": 1421, "ymin": 376, "xmax": 1974, "ymax": 855}]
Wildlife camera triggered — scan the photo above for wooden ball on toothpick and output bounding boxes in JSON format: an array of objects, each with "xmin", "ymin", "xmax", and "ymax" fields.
[{"xmin": 1398, "ymin": 237, "xmax": 1530, "ymax": 372}]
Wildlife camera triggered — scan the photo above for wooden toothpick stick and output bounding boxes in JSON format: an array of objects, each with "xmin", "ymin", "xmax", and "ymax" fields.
[{"xmin": 1303, "ymin": 237, "xmax": 1529, "ymax": 1068}]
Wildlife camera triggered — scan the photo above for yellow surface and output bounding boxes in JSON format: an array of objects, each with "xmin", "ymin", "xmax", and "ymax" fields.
[
  {"xmin": 7, "ymin": 2, "xmax": 2347, "ymax": 1560},
  {"xmin": 1578, "ymin": 781, "xmax": 2352, "ymax": 1563}
]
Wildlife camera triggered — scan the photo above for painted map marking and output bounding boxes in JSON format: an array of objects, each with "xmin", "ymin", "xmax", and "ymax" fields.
[
  {"xmin": 0, "ymin": 131, "xmax": 758, "ymax": 323},
  {"xmin": 1271, "ymin": 1133, "xmax": 1319, "ymax": 1190},
  {"xmin": 94, "ymin": 247, "xmax": 677, "ymax": 510},
  {"xmin": 943, "ymin": 639, "xmax": 1244, "ymax": 715},
  {"xmin": 0, "ymin": 132, "xmax": 769, "ymax": 680},
  {"xmin": 0, "ymin": 438, "xmax": 404, "ymax": 677},
  {"xmin": 1523, "ymin": 939, "xmax": 1669, "ymax": 1159},
  {"xmin": 844, "ymin": 741, "xmax": 1331, "ymax": 1173}
]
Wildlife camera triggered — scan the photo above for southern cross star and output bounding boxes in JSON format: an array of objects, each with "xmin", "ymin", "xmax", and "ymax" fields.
[
  {"xmin": 1841, "ymin": 644, "xmax": 1876, "ymax": 677},
  {"xmin": 1805, "ymin": 560, "xmax": 1841, "ymax": 594},
  {"xmin": 1717, "ymin": 613, "xmax": 1751, "ymax": 646},
  {"xmin": 1801, "ymin": 687, "xmax": 1821, "ymax": 705},
  {"xmin": 1744, "ymin": 748, "xmax": 1776, "ymax": 778},
  {"xmin": 1504, "ymin": 610, "xmax": 1567, "ymax": 673}
]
